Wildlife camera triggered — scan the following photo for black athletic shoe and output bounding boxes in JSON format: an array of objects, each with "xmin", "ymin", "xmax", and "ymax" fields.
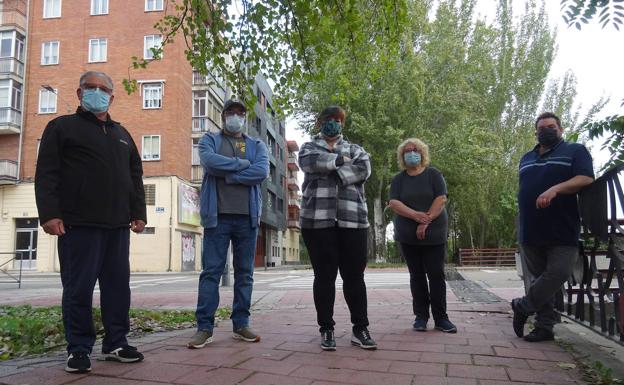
[
  {"xmin": 65, "ymin": 352, "xmax": 91, "ymax": 373},
  {"xmin": 102, "ymin": 345, "xmax": 144, "ymax": 363},
  {"xmin": 320, "ymin": 330, "xmax": 336, "ymax": 351},
  {"xmin": 351, "ymin": 328, "xmax": 377, "ymax": 350},
  {"xmin": 524, "ymin": 327, "xmax": 554, "ymax": 342},
  {"xmin": 434, "ymin": 318, "xmax": 457, "ymax": 333},
  {"xmin": 511, "ymin": 298, "xmax": 529, "ymax": 338}
]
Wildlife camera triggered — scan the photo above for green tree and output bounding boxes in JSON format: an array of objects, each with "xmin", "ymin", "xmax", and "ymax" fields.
[
  {"xmin": 125, "ymin": 0, "xmax": 408, "ymax": 108},
  {"xmin": 296, "ymin": 0, "xmax": 598, "ymax": 259}
]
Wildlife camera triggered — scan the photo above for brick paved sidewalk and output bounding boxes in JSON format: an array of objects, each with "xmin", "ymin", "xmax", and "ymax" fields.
[{"xmin": 0, "ymin": 287, "xmax": 589, "ymax": 385}]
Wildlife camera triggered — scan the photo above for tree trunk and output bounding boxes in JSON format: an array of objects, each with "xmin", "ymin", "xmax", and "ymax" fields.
[{"xmin": 373, "ymin": 194, "xmax": 386, "ymax": 263}]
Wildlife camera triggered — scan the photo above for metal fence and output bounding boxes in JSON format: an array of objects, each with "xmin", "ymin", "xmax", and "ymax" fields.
[
  {"xmin": 0, "ymin": 252, "xmax": 24, "ymax": 288},
  {"xmin": 564, "ymin": 164, "xmax": 624, "ymax": 343}
]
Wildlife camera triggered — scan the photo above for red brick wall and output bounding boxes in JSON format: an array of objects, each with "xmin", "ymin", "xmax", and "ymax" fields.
[{"xmin": 21, "ymin": 0, "xmax": 192, "ymax": 180}]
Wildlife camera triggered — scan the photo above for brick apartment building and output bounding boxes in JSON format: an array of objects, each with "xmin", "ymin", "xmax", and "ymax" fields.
[{"xmin": 0, "ymin": 0, "xmax": 295, "ymax": 272}]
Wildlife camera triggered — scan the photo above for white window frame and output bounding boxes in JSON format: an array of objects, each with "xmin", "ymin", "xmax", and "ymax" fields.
[
  {"xmin": 41, "ymin": 41, "xmax": 59, "ymax": 65},
  {"xmin": 143, "ymin": 34, "xmax": 163, "ymax": 60},
  {"xmin": 43, "ymin": 0, "xmax": 62, "ymax": 18},
  {"xmin": 90, "ymin": 0, "xmax": 108, "ymax": 15},
  {"xmin": 142, "ymin": 135, "xmax": 161, "ymax": 161},
  {"xmin": 88, "ymin": 38, "xmax": 107, "ymax": 63},
  {"xmin": 38, "ymin": 88, "xmax": 57, "ymax": 114},
  {"xmin": 145, "ymin": 0, "xmax": 164, "ymax": 12},
  {"xmin": 142, "ymin": 83, "xmax": 162, "ymax": 109}
]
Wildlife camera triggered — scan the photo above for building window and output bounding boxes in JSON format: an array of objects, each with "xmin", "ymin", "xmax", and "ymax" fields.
[
  {"xmin": 142, "ymin": 135, "xmax": 161, "ymax": 161},
  {"xmin": 145, "ymin": 0, "xmax": 164, "ymax": 11},
  {"xmin": 193, "ymin": 90, "xmax": 207, "ymax": 117},
  {"xmin": 277, "ymin": 197, "xmax": 283, "ymax": 213},
  {"xmin": 192, "ymin": 139, "xmax": 200, "ymax": 166},
  {"xmin": 267, "ymin": 133, "xmax": 275, "ymax": 157},
  {"xmin": 38, "ymin": 88, "xmax": 57, "ymax": 114},
  {"xmin": 144, "ymin": 184, "xmax": 156, "ymax": 205},
  {"xmin": 142, "ymin": 83, "xmax": 162, "ymax": 109},
  {"xmin": 88, "ymin": 38, "xmax": 107, "ymax": 63},
  {"xmin": 43, "ymin": 0, "xmax": 61, "ymax": 18},
  {"xmin": 267, "ymin": 191, "xmax": 276, "ymax": 211},
  {"xmin": 269, "ymin": 164, "xmax": 275, "ymax": 183},
  {"xmin": 144, "ymin": 35, "xmax": 163, "ymax": 59},
  {"xmin": 91, "ymin": 0, "xmax": 108, "ymax": 15},
  {"xmin": 41, "ymin": 41, "xmax": 59, "ymax": 65}
]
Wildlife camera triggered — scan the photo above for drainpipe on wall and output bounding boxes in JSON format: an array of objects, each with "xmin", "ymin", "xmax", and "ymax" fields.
[
  {"xmin": 167, "ymin": 176, "xmax": 174, "ymax": 272},
  {"xmin": 16, "ymin": 0, "xmax": 30, "ymax": 182}
]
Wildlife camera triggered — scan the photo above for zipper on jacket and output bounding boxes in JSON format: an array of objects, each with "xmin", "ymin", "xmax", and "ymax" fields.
[{"xmin": 101, "ymin": 123, "xmax": 107, "ymax": 134}]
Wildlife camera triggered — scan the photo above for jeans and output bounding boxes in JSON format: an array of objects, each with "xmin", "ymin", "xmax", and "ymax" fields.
[
  {"xmin": 58, "ymin": 226, "xmax": 131, "ymax": 354},
  {"xmin": 195, "ymin": 215, "xmax": 258, "ymax": 332},
  {"xmin": 400, "ymin": 243, "xmax": 448, "ymax": 322},
  {"xmin": 517, "ymin": 243, "xmax": 577, "ymax": 331},
  {"xmin": 301, "ymin": 226, "xmax": 369, "ymax": 333}
]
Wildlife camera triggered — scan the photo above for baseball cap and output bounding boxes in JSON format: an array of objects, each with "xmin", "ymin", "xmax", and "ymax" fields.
[{"xmin": 222, "ymin": 99, "xmax": 247, "ymax": 114}]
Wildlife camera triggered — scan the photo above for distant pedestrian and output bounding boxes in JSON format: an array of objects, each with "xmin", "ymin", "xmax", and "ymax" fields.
[
  {"xmin": 35, "ymin": 71, "xmax": 146, "ymax": 374},
  {"xmin": 299, "ymin": 105, "xmax": 377, "ymax": 351},
  {"xmin": 512, "ymin": 112, "xmax": 594, "ymax": 342},
  {"xmin": 388, "ymin": 138, "xmax": 457, "ymax": 333},
  {"xmin": 187, "ymin": 99, "xmax": 269, "ymax": 349}
]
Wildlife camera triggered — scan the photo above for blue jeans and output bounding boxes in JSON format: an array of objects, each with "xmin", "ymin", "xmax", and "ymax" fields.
[{"xmin": 195, "ymin": 214, "xmax": 258, "ymax": 332}]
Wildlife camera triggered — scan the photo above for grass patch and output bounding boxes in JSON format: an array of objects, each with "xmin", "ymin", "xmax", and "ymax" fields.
[
  {"xmin": 557, "ymin": 340, "xmax": 623, "ymax": 385},
  {"xmin": 0, "ymin": 305, "xmax": 231, "ymax": 360}
]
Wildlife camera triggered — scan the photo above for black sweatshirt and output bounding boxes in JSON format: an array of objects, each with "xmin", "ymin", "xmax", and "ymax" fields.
[{"xmin": 35, "ymin": 108, "xmax": 147, "ymax": 228}]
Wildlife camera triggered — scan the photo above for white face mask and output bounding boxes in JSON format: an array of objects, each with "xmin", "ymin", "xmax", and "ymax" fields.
[{"xmin": 225, "ymin": 115, "xmax": 245, "ymax": 133}]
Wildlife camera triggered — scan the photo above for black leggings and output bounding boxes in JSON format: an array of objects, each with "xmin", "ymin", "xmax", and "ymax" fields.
[
  {"xmin": 400, "ymin": 243, "xmax": 448, "ymax": 322},
  {"xmin": 302, "ymin": 226, "xmax": 369, "ymax": 332}
]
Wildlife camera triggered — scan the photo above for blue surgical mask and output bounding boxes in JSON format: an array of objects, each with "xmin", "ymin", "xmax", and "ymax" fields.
[
  {"xmin": 81, "ymin": 88, "xmax": 111, "ymax": 113},
  {"xmin": 225, "ymin": 115, "xmax": 245, "ymax": 133},
  {"xmin": 321, "ymin": 120, "xmax": 342, "ymax": 137},
  {"xmin": 404, "ymin": 151, "xmax": 421, "ymax": 167}
]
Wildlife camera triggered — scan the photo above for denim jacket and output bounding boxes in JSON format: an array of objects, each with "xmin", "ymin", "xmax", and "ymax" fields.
[{"xmin": 198, "ymin": 131, "xmax": 269, "ymax": 228}]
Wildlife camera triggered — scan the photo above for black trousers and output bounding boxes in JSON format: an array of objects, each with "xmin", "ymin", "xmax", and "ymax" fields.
[
  {"xmin": 58, "ymin": 226, "xmax": 131, "ymax": 354},
  {"xmin": 302, "ymin": 226, "xmax": 369, "ymax": 332},
  {"xmin": 400, "ymin": 243, "xmax": 448, "ymax": 322}
]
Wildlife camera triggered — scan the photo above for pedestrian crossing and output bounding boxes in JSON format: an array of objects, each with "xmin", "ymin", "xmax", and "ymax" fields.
[{"xmin": 261, "ymin": 272, "xmax": 411, "ymax": 289}]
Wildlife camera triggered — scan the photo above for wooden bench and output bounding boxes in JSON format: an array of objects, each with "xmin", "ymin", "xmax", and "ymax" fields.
[{"xmin": 458, "ymin": 248, "xmax": 517, "ymax": 267}]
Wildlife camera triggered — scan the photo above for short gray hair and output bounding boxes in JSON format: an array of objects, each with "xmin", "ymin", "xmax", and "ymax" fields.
[{"xmin": 79, "ymin": 71, "xmax": 114, "ymax": 91}]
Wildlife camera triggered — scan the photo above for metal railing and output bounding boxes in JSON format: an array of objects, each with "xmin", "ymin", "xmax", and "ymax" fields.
[
  {"xmin": 564, "ymin": 164, "xmax": 624, "ymax": 343},
  {"xmin": 192, "ymin": 117, "xmax": 220, "ymax": 134},
  {"xmin": 0, "ymin": 107, "xmax": 22, "ymax": 126},
  {"xmin": 0, "ymin": 57, "xmax": 24, "ymax": 77},
  {"xmin": 0, "ymin": 159, "xmax": 18, "ymax": 183},
  {"xmin": 0, "ymin": 252, "xmax": 23, "ymax": 288}
]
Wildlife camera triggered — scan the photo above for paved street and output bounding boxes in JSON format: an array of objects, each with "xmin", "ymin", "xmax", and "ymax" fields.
[{"xmin": 1, "ymin": 267, "xmax": 619, "ymax": 385}]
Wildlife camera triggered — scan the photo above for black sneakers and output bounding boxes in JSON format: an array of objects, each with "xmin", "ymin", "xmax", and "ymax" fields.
[
  {"xmin": 511, "ymin": 298, "xmax": 529, "ymax": 338},
  {"xmin": 320, "ymin": 330, "xmax": 336, "ymax": 351},
  {"xmin": 102, "ymin": 345, "xmax": 144, "ymax": 363},
  {"xmin": 524, "ymin": 327, "xmax": 554, "ymax": 342},
  {"xmin": 351, "ymin": 328, "xmax": 377, "ymax": 350},
  {"xmin": 65, "ymin": 352, "xmax": 91, "ymax": 373},
  {"xmin": 413, "ymin": 318, "xmax": 428, "ymax": 331},
  {"xmin": 434, "ymin": 318, "xmax": 457, "ymax": 333}
]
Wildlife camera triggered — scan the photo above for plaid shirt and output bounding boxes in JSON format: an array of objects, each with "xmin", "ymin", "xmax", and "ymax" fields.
[{"xmin": 298, "ymin": 134, "xmax": 371, "ymax": 229}]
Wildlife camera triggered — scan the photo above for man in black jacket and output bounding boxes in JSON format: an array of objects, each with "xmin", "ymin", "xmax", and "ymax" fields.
[{"xmin": 35, "ymin": 71, "xmax": 147, "ymax": 374}]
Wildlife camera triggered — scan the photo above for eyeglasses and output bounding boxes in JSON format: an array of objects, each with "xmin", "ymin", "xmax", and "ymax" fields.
[
  {"xmin": 82, "ymin": 83, "xmax": 113, "ymax": 95},
  {"xmin": 223, "ymin": 110, "xmax": 246, "ymax": 117}
]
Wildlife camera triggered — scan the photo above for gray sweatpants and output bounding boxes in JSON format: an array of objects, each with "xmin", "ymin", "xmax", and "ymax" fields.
[{"xmin": 517, "ymin": 244, "xmax": 577, "ymax": 331}]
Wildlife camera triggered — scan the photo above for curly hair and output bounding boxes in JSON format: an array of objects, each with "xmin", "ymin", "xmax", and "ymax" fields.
[{"xmin": 396, "ymin": 138, "xmax": 430, "ymax": 169}]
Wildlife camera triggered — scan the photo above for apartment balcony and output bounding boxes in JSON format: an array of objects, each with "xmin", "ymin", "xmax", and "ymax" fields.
[
  {"xmin": 0, "ymin": 159, "xmax": 18, "ymax": 184},
  {"xmin": 287, "ymin": 219, "xmax": 300, "ymax": 229},
  {"xmin": 288, "ymin": 197, "xmax": 300, "ymax": 208},
  {"xmin": 191, "ymin": 165, "xmax": 203, "ymax": 184},
  {"xmin": 192, "ymin": 117, "xmax": 220, "ymax": 135},
  {"xmin": 287, "ymin": 177, "xmax": 299, "ymax": 191},
  {"xmin": 287, "ymin": 140, "xmax": 299, "ymax": 152},
  {"xmin": 0, "ymin": 107, "xmax": 21, "ymax": 134},
  {"xmin": 0, "ymin": 57, "xmax": 24, "ymax": 78},
  {"xmin": 0, "ymin": 0, "xmax": 27, "ymax": 32}
]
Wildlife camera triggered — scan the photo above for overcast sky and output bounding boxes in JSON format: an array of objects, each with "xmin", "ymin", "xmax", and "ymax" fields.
[{"xmin": 286, "ymin": 1, "xmax": 623, "ymax": 168}]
